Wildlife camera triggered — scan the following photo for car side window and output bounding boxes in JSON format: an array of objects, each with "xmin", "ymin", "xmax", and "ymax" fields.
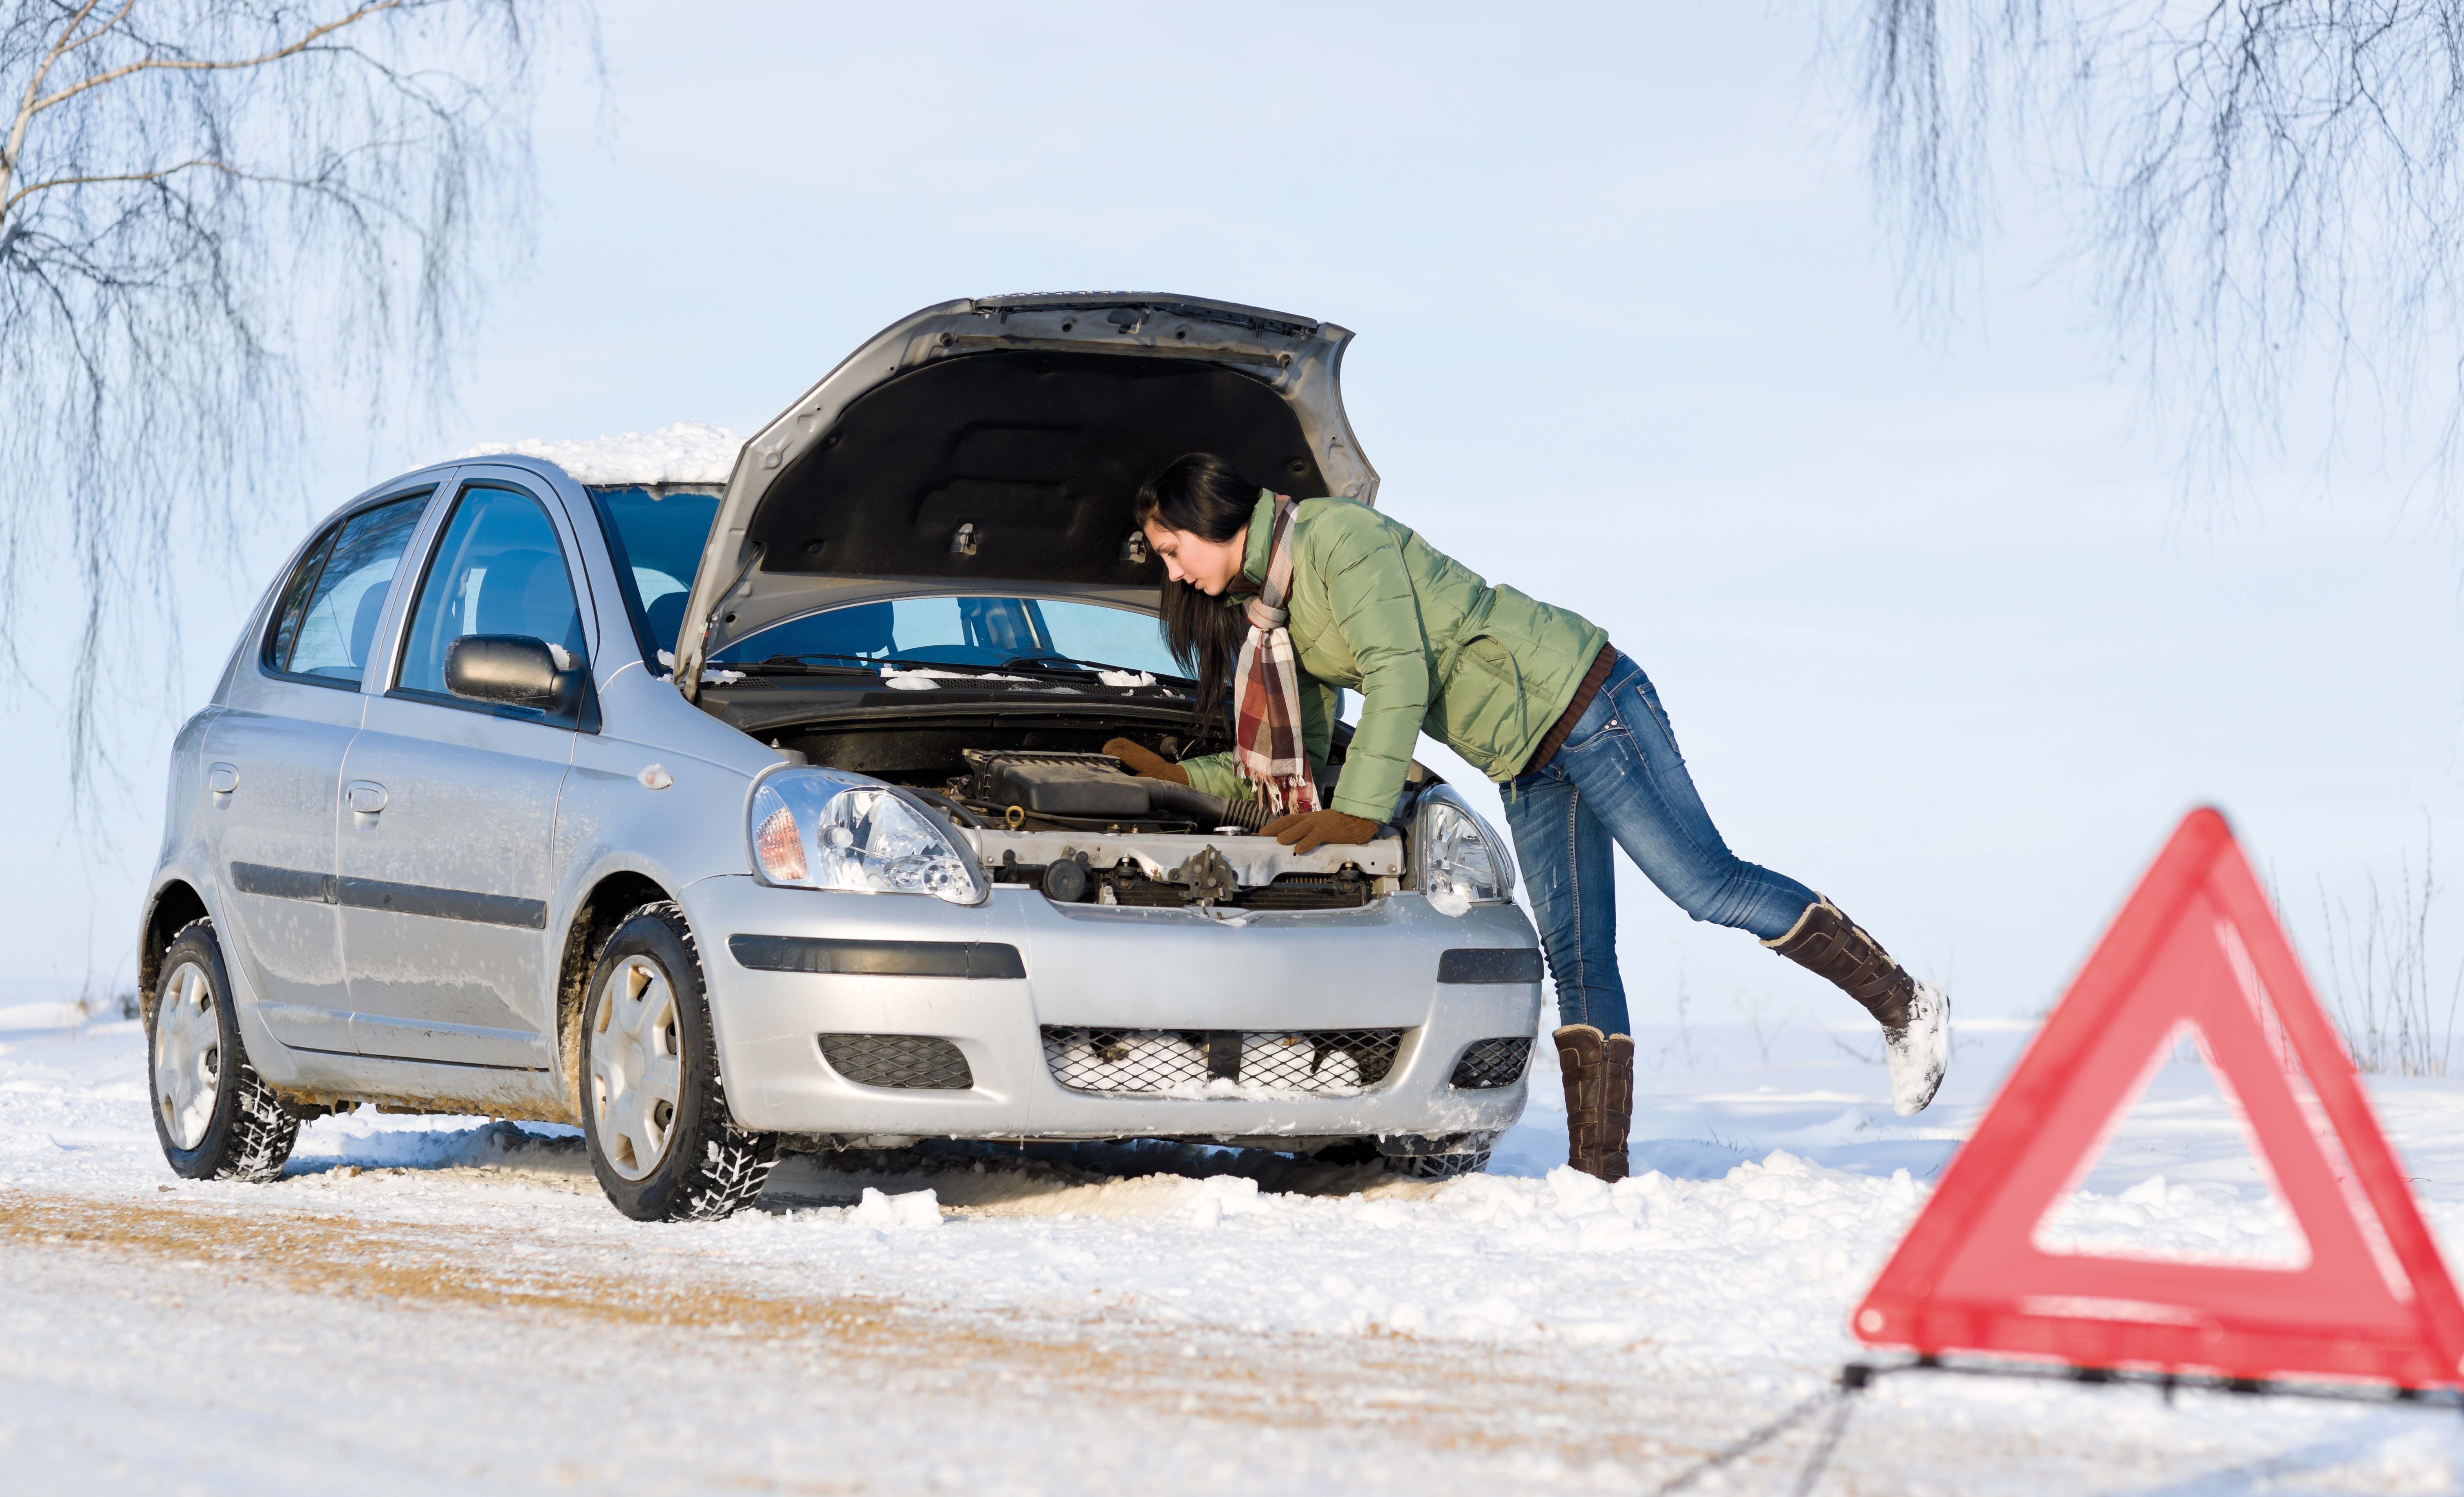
[
  {"xmin": 263, "ymin": 528, "xmax": 340, "ymax": 677},
  {"xmin": 395, "ymin": 484, "xmax": 587, "ymax": 707},
  {"xmin": 260, "ymin": 494, "xmax": 428, "ymax": 688}
]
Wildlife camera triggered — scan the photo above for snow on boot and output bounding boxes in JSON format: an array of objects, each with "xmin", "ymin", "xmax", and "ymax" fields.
[
  {"xmin": 1554, "ymin": 1024, "xmax": 1634, "ymax": 1181},
  {"xmin": 1888, "ymin": 980, "xmax": 1951, "ymax": 1116},
  {"xmin": 1763, "ymin": 896, "xmax": 1951, "ymax": 1115}
]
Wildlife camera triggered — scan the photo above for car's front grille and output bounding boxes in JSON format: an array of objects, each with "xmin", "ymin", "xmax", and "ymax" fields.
[
  {"xmin": 1448, "ymin": 1036, "xmax": 1534, "ymax": 1089},
  {"xmin": 1040, "ymin": 1026, "xmax": 1404, "ymax": 1095},
  {"xmin": 1102, "ymin": 874, "xmax": 1373, "ymax": 911},
  {"xmin": 818, "ymin": 1034, "xmax": 974, "ymax": 1090}
]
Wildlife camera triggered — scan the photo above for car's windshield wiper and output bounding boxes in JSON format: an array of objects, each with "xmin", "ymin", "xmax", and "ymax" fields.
[
  {"xmin": 754, "ymin": 652, "xmax": 1002, "ymax": 675},
  {"xmin": 754, "ymin": 652, "xmax": 1073, "ymax": 681},
  {"xmin": 999, "ymin": 655, "xmax": 1190, "ymax": 686},
  {"xmin": 738, "ymin": 651, "xmax": 1190, "ymax": 688},
  {"xmin": 712, "ymin": 658, "xmax": 884, "ymax": 677}
]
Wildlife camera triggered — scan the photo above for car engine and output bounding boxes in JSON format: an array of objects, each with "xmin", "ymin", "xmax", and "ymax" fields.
[
  {"xmin": 938, "ymin": 749, "xmax": 1396, "ymax": 912},
  {"xmin": 951, "ymin": 749, "xmax": 1266, "ymax": 833}
]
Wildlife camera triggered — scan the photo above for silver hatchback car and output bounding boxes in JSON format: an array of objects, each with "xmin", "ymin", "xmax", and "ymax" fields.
[{"xmin": 141, "ymin": 293, "xmax": 1544, "ymax": 1220}]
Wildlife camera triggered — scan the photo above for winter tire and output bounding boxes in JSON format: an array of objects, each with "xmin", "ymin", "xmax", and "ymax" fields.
[
  {"xmin": 580, "ymin": 901, "xmax": 778, "ymax": 1221},
  {"xmin": 1385, "ymin": 1148, "xmax": 1491, "ymax": 1180},
  {"xmin": 147, "ymin": 918, "xmax": 300, "ymax": 1182},
  {"xmin": 1311, "ymin": 1139, "xmax": 1383, "ymax": 1167}
]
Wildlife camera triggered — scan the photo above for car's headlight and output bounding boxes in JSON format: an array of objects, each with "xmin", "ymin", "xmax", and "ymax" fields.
[
  {"xmin": 1412, "ymin": 787, "xmax": 1514, "ymax": 917},
  {"xmin": 748, "ymin": 769, "xmax": 987, "ymax": 905}
]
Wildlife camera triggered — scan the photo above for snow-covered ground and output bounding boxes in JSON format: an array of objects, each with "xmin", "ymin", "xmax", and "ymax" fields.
[{"xmin": 6, "ymin": 982, "xmax": 2463, "ymax": 1493}]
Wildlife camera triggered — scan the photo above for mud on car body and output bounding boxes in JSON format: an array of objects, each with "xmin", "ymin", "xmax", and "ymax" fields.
[{"xmin": 140, "ymin": 293, "xmax": 1545, "ymax": 1220}]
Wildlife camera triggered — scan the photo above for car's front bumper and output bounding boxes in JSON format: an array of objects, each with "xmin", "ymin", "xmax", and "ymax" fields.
[{"xmin": 681, "ymin": 876, "xmax": 1543, "ymax": 1145}]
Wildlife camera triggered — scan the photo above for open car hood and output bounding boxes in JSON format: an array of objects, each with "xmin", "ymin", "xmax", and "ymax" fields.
[{"xmin": 672, "ymin": 293, "xmax": 1379, "ymax": 695}]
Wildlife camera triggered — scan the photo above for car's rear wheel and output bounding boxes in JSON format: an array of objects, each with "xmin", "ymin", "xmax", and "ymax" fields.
[
  {"xmin": 580, "ymin": 901, "xmax": 777, "ymax": 1221},
  {"xmin": 148, "ymin": 919, "xmax": 300, "ymax": 1181}
]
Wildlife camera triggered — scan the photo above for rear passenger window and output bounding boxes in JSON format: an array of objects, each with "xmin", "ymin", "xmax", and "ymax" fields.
[
  {"xmin": 264, "ymin": 530, "xmax": 340, "ymax": 676},
  {"xmin": 261, "ymin": 495, "xmax": 428, "ymax": 687}
]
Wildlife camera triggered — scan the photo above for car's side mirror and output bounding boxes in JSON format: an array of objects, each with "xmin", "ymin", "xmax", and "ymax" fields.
[{"xmin": 445, "ymin": 634, "xmax": 576, "ymax": 709}]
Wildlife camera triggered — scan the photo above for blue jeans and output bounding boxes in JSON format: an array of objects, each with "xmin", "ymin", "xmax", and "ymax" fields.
[{"xmin": 1499, "ymin": 652, "xmax": 1818, "ymax": 1036}]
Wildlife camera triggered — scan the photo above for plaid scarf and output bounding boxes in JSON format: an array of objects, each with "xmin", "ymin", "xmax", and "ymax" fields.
[{"xmin": 1231, "ymin": 495, "xmax": 1321, "ymax": 818}]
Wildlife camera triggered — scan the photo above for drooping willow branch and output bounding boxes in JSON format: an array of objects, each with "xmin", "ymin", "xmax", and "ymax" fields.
[
  {"xmin": 0, "ymin": 1, "xmax": 592, "ymax": 804},
  {"xmin": 1837, "ymin": 2, "xmax": 2464, "ymax": 499}
]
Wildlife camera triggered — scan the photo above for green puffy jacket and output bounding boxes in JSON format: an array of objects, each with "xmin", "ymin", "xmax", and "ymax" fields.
[{"xmin": 1178, "ymin": 491, "xmax": 1609, "ymax": 821}]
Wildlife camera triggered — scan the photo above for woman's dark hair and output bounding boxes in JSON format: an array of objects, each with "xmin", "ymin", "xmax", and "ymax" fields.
[{"xmin": 1134, "ymin": 452, "xmax": 1257, "ymax": 721}]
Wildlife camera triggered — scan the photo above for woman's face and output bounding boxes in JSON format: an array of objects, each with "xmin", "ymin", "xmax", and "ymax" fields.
[{"xmin": 1144, "ymin": 520, "xmax": 1246, "ymax": 596}]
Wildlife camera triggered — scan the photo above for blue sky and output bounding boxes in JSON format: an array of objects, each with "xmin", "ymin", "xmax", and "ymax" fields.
[{"xmin": 7, "ymin": 1, "xmax": 2461, "ymax": 1033}]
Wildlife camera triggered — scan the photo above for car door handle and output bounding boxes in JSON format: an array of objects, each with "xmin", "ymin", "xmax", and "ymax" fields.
[
  {"xmin": 206, "ymin": 762, "xmax": 240, "ymax": 795},
  {"xmin": 346, "ymin": 780, "xmax": 389, "ymax": 814}
]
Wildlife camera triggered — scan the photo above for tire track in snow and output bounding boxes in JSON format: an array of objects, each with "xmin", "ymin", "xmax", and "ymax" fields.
[{"xmin": 0, "ymin": 1185, "xmax": 1788, "ymax": 1489}]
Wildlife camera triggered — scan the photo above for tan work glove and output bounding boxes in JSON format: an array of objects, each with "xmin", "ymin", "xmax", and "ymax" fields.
[
  {"xmin": 1262, "ymin": 809, "xmax": 1381, "ymax": 854},
  {"xmin": 1102, "ymin": 737, "xmax": 1187, "ymax": 784}
]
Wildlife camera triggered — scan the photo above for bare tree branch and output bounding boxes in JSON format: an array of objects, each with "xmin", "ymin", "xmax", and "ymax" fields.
[
  {"xmin": 3, "ymin": 153, "xmax": 231, "ymax": 211},
  {"xmin": 2, "ymin": 3, "xmax": 107, "ymax": 192},
  {"xmin": 0, "ymin": 1, "xmax": 598, "ymax": 804},
  {"xmin": 22, "ymin": 2, "xmax": 401, "ymax": 120},
  {"xmin": 1831, "ymin": 1, "xmax": 2464, "ymax": 502},
  {"xmin": 53, "ymin": 1, "xmax": 136, "ymax": 61}
]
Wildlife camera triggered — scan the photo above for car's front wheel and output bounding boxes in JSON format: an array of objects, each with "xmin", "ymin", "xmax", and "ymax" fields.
[
  {"xmin": 580, "ymin": 901, "xmax": 778, "ymax": 1221},
  {"xmin": 148, "ymin": 918, "xmax": 300, "ymax": 1181},
  {"xmin": 1386, "ymin": 1147, "xmax": 1492, "ymax": 1180}
]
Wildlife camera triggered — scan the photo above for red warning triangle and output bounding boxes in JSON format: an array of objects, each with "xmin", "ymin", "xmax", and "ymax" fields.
[{"xmin": 1852, "ymin": 808, "xmax": 2464, "ymax": 1387}]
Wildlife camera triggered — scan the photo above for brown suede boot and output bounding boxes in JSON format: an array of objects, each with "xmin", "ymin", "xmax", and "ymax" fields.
[
  {"xmin": 1764, "ymin": 898, "xmax": 1914, "ymax": 1030},
  {"xmin": 1554, "ymin": 1024, "xmax": 1634, "ymax": 1182},
  {"xmin": 1764, "ymin": 896, "xmax": 1951, "ymax": 1115}
]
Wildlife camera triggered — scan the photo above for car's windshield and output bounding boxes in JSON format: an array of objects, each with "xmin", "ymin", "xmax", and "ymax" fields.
[
  {"xmin": 714, "ymin": 595, "xmax": 1184, "ymax": 678},
  {"xmin": 588, "ymin": 485, "xmax": 1183, "ymax": 678},
  {"xmin": 588, "ymin": 484, "xmax": 724, "ymax": 660}
]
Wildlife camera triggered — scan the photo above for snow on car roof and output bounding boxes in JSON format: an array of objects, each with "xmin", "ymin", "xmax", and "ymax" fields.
[{"xmin": 454, "ymin": 419, "xmax": 744, "ymax": 486}]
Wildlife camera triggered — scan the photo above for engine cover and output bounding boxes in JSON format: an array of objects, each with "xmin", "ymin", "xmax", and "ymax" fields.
[{"xmin": 963, "ymin": 749, "xmax": 1152, "ymax": 817}]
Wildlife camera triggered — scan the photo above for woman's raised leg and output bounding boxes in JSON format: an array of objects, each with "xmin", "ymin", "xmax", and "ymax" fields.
[
  {"xmin": 1549, "ymin": 656, "xmax": 1815, "ymax": 939},
  {"xmin": 1547, "ymin": 654, "xmax": 1950, "ymax": 1114}
]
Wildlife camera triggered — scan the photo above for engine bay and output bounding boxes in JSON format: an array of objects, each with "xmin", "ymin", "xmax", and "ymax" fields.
[
  {"xmin": 947, "ymin": 749, "xmax": 1399, "ymax": 912},
  {"xmin": 968, "ymin": 822, "xmax": 1402, "ymax": 911},
  {"xmin": 766, "ymin": 720, "xmax": 1414, "ymax": 912},
  {"xmin": 954, "ymin": 749, "xmax": 1267, "ymax": 834}
]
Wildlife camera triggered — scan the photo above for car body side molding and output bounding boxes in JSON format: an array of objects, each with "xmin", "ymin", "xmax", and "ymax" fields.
[
  {"xmin": 230, "ymin": 861, "xmax": 338, "ymax": 905},
  {"xmin": 225, "ymin": 862, "xmax": 547, "ymax": 930},
  {"xmin": 334, "ymin": 876, "xmax": 549, "ymax": 931}
]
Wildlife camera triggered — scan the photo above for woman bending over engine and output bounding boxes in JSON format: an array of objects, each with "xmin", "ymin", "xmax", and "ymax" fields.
[{"xmin": 1103, "ymin": 454, "xmax": 1949, "ymax": 1181}]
